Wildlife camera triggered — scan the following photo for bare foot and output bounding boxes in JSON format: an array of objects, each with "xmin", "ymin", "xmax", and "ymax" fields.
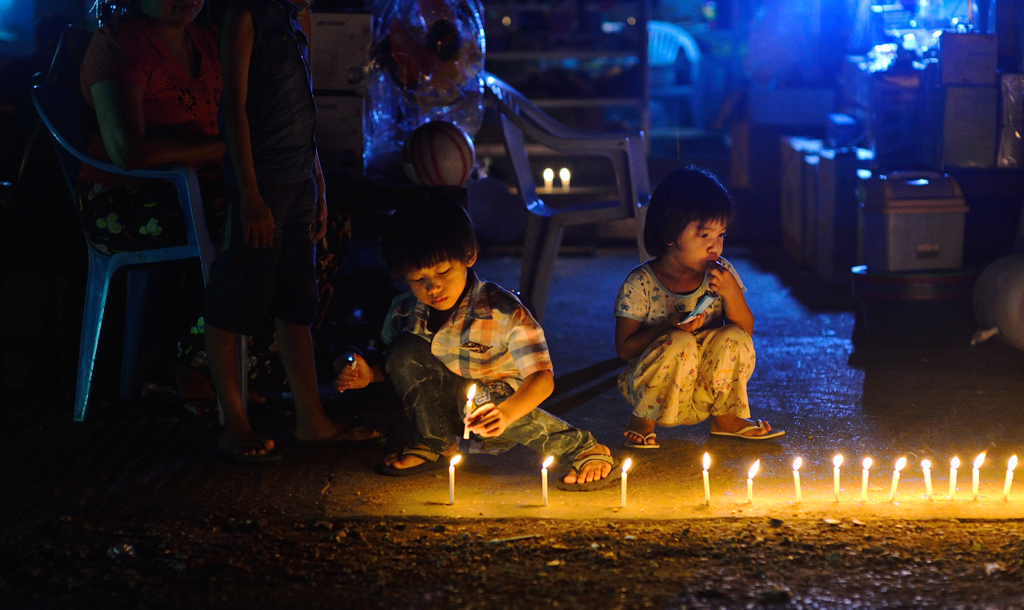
[
  {"xmin": 561, "ymin": 444, "xmax": 612, "ymax": 485},
  {"xmin": 294, "ymin": 421, "xmax": 381, "ymax": 445},
  {"xmin": 219, "ymin": 430, "xmax": 275, "ymax": 457},
  {"xmin": 384, "ymin": 442, "xmax": 458, "ymax": 470},
  {"xmin": 710, "ymin": 413, "xmax": 774, "ymax": 438}
]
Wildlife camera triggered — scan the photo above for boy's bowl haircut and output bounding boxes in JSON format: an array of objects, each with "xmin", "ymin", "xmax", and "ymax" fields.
[{"xmin": 381, "ymin": 197, "xmax": 479, "ymax": 277}]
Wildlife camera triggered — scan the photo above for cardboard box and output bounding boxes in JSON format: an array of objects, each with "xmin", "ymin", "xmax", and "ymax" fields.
[
  {"xmin": 918, "ymin": 84, "xmax": 997, "ymax": 169},
  {"xmin": 315, "ymin": 94, "xmax": 364, "ymax": 179},
  {"xmin": 801, "ymin": 154, "xmax": 819, "ymax": 266},
  {"xmin": 939, "ymin": 32, "xmax": 997, "ymax": 85},
  {"xmin": 310, "ymin": 12, "xmax": 372, "ymax": 93}
]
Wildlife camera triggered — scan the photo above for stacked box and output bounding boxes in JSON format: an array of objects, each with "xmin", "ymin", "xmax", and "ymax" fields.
[
  {"xmin": 310, "ymin": 12, "xmax": 372, "ymax": 180},
  {"xmin": 997, "ymin": 72, "xmax": 1024, "ymax": 168},
  {"xmin": 801, "ymin": 154, "xmax": 819, "ymax": 266},
  {"xmin": 779, "ymin": 137, "xmax": 822, "ymax": 262},
  {"xmin": 860, "ymin": 171, "xmax": 968, "ymax": 272},
  {"xmin": 816, "ymin": 148, "xmax": 873, "ymax": 283}
]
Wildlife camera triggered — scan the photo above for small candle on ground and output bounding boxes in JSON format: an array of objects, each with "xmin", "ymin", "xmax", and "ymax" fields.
[
  {"xmin": 890, "ymin": 457, "xmax": 907, "ymax": 502},
  {"xmin": 973, "ymin": 452, "xmax": 986, "ymax": 501},
  {"xmin": 541, "ymin": 456, "xmax": 553, "ymax": 506},
  {"xmin": 620, "ymin": 458, "xmax": 632, "ymax": 508},
  {"xmin": 702, "ymin": 453, "xmax": 711, "ymax": 505},
  {"xmin": 1004, "ymin": 455, "xmax": 1017, "ymax": 501},
  {"xmin": 462, "ymin": 384, "xmax": 477, "ymax": 440},
  {"xmin": 747, "ymin": 460, "xmax": 760, "ymax": 504},
  {"xmin": 559, "ymin": 167, "xmax": 571, "ymax": 192},
  {"xmin": 861, "ymin": 458, "xmax": 872, "ymax": 502},
  {"xmin": 793, "ymin": 457, "xmax": 803, "ymax": 503},
  {"xmin": 833, "ymin": 454, "xmax": 844, "ymax": 502},
  {"xmin": 922, "ymin": 459, "xmax": 933, "ymax": 500},
  {"xmin": 448, "ymin": 454, "xmax": 462, "ymax": 505},
  {"xmin": 949, "ymin": 456, "xmax": 960, "ymax": 500},
  {"xmin": 542, "ymin": 168, "xmax": 554, "ymax": 193}
]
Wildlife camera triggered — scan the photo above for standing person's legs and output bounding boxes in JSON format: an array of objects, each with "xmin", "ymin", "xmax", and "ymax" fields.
[{"xmin": 270, "ymin": 177, "xmax": 378, "ymax": 444}]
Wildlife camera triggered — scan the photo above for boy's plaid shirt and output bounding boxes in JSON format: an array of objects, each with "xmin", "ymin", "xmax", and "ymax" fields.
[{"xmin": 381, "ymin": 270, "xmax": 552, "ymax": 390}]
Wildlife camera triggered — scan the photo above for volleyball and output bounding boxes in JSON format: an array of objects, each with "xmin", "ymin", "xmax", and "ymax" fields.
[{"xmin": 402, "ymin": 121, "xmax": 476, "ymax": 186}]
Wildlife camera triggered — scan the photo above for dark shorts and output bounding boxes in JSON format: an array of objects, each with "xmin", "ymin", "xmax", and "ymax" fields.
[{"xmin": 204, "ymin": 176, "xmax": 318, "ymax": 334}]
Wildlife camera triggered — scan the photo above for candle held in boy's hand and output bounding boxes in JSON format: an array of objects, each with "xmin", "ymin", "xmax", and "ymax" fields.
[{"xmin": 462, "ymin": 384, "xmax": 477, "ymax": 440}]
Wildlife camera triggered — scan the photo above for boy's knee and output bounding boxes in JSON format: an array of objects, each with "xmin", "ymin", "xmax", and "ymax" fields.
[{"xmin": 383, "ymin": 334, "xmax": 432, "ymax": 378}]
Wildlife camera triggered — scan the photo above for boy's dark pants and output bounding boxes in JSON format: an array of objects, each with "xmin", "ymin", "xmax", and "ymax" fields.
[{"xmin": 385, "ymin": 333, "xmax": 598, "ymax": 465}]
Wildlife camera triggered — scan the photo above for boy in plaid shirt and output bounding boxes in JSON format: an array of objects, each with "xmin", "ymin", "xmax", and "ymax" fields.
[{"xmin": 336, "ymin": 198, "xmax": 617, "ymax": 489}]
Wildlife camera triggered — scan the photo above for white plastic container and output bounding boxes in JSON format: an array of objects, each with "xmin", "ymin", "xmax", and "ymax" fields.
[{"xmin": 860, "ymin": 171, "xmax": 968, "ymax": 272}]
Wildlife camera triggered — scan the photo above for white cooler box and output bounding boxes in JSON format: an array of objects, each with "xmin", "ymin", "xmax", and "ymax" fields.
[{"xmin": 860, "ymin": 171, "xmax": 968, "ymax": 272}]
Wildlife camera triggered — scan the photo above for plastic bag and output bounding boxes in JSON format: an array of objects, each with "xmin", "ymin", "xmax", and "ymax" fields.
[{"xmin": 364, "ymin": 0, "xmax": 485, "ymax": 179}]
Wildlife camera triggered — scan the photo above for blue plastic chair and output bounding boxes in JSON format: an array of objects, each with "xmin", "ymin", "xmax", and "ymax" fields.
[
  {"xmin": 484, "ymin": 73, "xmax": 651, "ymax": 322},
  {"xmin": 31, "ymin": 82, "xmax": 237, "ymax": 421}
]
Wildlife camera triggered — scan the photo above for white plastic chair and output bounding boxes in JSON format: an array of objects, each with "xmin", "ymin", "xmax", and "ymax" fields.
[
  {"xmin": 483, "ymin": 72, "xmax": 651, "ymax": 322},
  {"xmin": 33, "ymin": 78, "xmax": 246, "ymax": 421},
  {"xmin": 648, "ymin": 20, "xmax": 701, "ymax": 129}
]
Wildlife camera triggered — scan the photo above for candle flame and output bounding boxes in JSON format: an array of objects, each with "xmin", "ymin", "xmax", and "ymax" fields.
[
  {"xmin": 1009, "ymin": 455, "xmax": 1018, "ymax": 471},
  {"xmin": 951, "ymin": 456, "xmax": 960, "ymax": 469},
  {"xmin": 833, "ymin": 454, "xmax": 844, "ymax": 468},
  {"xmin": 622, "ymin": 458, "xmax": 632, "ymax": 474},
  {"xmin": 863, "ymin": 457, "xmax": 872, "ymax": 470},
  {"xmin": 543, "ymin": 168, "xmax": 554, "ymax": 181},
  {"xmin": 449, "ymin": 454, "xmax": 462, "ymax": 466},
  {"xmin": 747, "ymin": 459, "xmax": 760, "ymax": 479},
  {"xmin": 793, "ymin": 457, "xmax": 802, "ymax": 471},
  {"xmin": 542, "ymin": 456, "xmax": 554, "ymax": 469},
  {"xmin": 466, "ymin": 384, "xmax": 477, "ymax": 401},
  {"xmin": 921, "ymin": 459, "xmax": 931, "ymax": 470},
  {"xmin": 894, "ymin": 457, "xmax": 907, "ymax": 472},
  {"xmin": 559, "ymin": 167, "xmax": 571, "ymax": 181},
  {"xmin": 702, "ymin": 452, "xmax": 711, "ymax": 470},
  {"xmin": 973, "ymin": 452, "xmax": 986, "ymax": 470}
]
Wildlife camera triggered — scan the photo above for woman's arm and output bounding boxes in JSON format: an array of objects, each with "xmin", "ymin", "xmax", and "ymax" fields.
[
  {"xmin": 221, "ymin": 4, "xmax": 275, "ymax": 248},
  {"xmin": 90, "ymin": 80, "xmax": 224, "ymax": 170}
]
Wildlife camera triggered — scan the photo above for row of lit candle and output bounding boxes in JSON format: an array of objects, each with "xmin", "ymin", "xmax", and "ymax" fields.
[
  {"xmin": 719, "ymin": 452, "xmax": 1017, "ymax": 504},
  {"xmin": 541, "ymin": 167, "xmax": 570, "ymax": 193},
  {"xmin": 445, "ymin": 452, "xmax": 1018, "ymax": 507}
]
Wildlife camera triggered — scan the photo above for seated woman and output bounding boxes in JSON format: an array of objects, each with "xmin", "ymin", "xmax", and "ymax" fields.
[{"xmin": 78, "ymin": 0, "xmax": 225, "ymax": 253}]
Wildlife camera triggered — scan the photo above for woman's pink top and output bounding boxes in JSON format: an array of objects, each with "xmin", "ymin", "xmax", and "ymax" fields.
[{"xmin": 78, "ymin": 14, "xmax": 222, "ymax": 185}]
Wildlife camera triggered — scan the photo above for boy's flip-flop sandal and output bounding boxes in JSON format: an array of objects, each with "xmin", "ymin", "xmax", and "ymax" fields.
[
  {"xmin": 623, "ymin": 431, "xmax": 660, "ymax": 449},
  {"xmin": 219, "ymin": 442, "xmax": 282, "ymax": 464},
  {"xmin": 555, "ymin": 454, "xmax": 622, "ymax": 491},
  {"xmin": 710, "ymin": 420, "xmax": 786, "ymax": 441},
  {"xmin": 375, "ymin": 446, "xmax": 448, "ymax": 477},
  {"xmin": 296, "ymin": 426, "xmax": 386, "ymax": 447}
]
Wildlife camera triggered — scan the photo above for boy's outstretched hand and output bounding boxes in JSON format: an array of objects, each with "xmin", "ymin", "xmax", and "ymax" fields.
[
  {"xmin": 334, "ymin": 354, "xmax": 373, "ymax": 392},
  {"xmin": 465, "ymin": 404, "xmax": 510, "ymax": 438}
]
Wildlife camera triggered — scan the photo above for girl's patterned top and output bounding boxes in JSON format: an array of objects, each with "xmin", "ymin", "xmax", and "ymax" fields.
[
  {"xmin": 382, "ymin": 269, "xmax": 552, "ymax": 391},
  {"xmin": 79, "ymin": 14, "xmax": 222, "ymax": 185},
  {"xmin": 614, "ymin": 257, "xmax": 746, "ymax": 332}
]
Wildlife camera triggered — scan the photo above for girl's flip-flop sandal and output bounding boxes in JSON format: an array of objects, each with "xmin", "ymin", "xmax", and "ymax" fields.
[
  {"xmin": 623, "ymin": 431, "xmax": 660, "ymax": 449},
  {"xmin": 710, "ymin": 420, "xmax": 786, "ymax": 441}
]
